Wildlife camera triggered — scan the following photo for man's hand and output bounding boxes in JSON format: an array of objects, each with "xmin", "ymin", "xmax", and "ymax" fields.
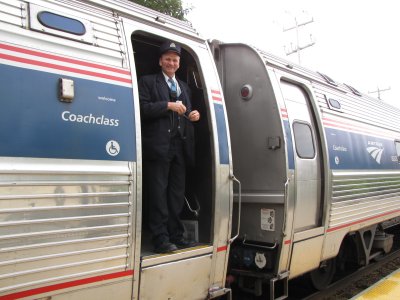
[
  {"xmin": 168, "ymin": 101, "xmax": 186, "ymax": 115},
  {"xmin": 188, "ymin": 110, "xmax": 200, "ymax": 122}
]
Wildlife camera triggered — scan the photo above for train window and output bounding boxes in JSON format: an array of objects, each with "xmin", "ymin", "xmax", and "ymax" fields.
[
  {"xmin": 325, "ymin": 95, "xmax": 342, "ymax": 112},
  {"xmin": 396, "ymin": 141, "xmax": 400, "ymax": 162},
  {"xmin": 29, "ymin": 4, "xmax": 93, "ymax": 44},
  {"xmin": 37, "ymin": 12, "xmax": 86, "ymax": 35},
  {"xmin": 328, "ymin": 98, "xmax": 341, "ymax": 109},
  {"xmin": 293, "ymin": 121, "xmax": 315, "ymax": 159}
]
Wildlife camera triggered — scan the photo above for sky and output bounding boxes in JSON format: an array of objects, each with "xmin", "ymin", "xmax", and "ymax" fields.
[{"xmin": 183, "ymin": 0, "xmax": 400, "ymax": 109}]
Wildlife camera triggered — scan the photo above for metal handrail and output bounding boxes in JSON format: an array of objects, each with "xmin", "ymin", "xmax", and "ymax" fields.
[
  {"xmin": 282, "ymin": 178, "xmax": 290, "ymax": 235},
  {"xmin": 229, "ymin": 174, "xmax": 242, "ymax": 244},
  {"xmin": 184, "ymin": 195, "xmax": 200, "ymax": 217},
  {"xmin": 242, "ymin": 235, "xmax": 277, "ymax": 250}
]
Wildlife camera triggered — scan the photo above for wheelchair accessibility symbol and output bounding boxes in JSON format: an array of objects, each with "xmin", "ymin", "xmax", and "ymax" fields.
[{"xmin": 106, "ymin": 140, "xmax": 120, "ymax": 156}]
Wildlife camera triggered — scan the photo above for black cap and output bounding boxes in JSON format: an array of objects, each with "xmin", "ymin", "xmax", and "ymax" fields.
[{"xmin": 159, "ymin": 41, "xmax": 181, "ymax": 56}]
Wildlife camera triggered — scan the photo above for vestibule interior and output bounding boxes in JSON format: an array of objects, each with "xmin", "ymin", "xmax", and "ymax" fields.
[{"xmin": 131, "ymin": 32, "xmax": 214, "ymax": 255}]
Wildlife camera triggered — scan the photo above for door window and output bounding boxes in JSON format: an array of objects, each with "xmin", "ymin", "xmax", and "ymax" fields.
[
  {"xmin": 293, "ymin": 121, "xmax": 315, "ymax": 159},
  {"xmin": 395, "ymin": 141, "xmax": 400, "ymax": 162}
]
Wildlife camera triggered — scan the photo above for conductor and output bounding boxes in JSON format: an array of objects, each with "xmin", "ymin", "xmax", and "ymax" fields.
[{"xmin": 139, "ymin": 41, "xmax": 200, "ymax": 253}]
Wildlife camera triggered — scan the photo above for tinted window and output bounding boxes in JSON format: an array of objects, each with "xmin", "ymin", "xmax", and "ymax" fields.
[
  {"xmin": 38, "ymin": 11, "xmax": 86, "ymax": 35},
  {"xmin": 328, "ymin": 98, "xmax": 341, "ymax": 110},
  {"xmin": 396, "ymin": 141, "xmax": 400, "ymax": 162},
  {"xmin": 293, "ymin": 122, "xmax": 315, "ymax": 159}
]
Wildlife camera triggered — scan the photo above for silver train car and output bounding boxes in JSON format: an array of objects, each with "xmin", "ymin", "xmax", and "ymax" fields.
[
  {"xmin": 0, "ymin": 1, "xmax": 234, "ymax": 299},
  {"xmin": 210, "ymin": 41, "xmax": 400, "ymax": 299},
  {"xmin": 2, "ymin": 0, "xmax": 400, "ymax": 299}
]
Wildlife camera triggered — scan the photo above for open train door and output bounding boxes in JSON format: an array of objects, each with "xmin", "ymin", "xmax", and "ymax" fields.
[
  {"xmin": 279, "ymin": 80, "xmax": 326, "ymax": 281},
  {"xmin": 122, "ymin": 16, "xmax": 232, "ymax": 299}
]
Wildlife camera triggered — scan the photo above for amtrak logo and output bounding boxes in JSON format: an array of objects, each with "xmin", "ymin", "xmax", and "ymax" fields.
[{"xmin": 366, "ymin": 146, "xmax": 384, "ymax": 164}]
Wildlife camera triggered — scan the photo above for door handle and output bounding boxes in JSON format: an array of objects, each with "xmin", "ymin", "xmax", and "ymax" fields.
[{"xmin": 229, "ymin": 174, "xmax": 242, "ymax": 244}]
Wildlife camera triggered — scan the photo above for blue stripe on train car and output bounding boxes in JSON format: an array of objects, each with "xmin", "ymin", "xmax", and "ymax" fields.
[
  {"xmin": 325, "ymin": 127, "xmax": 399, "ymax": 170},
  {"xmin": 0, "ymin": 64, "xmax": 136, "ymax": 161},
  {"xmin": 214, "ymin": 103, "xmax": 229, "ymax": 165}
]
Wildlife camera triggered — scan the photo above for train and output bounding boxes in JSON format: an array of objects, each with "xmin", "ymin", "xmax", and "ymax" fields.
[
  {"xmin": 0, "ymin": 0, "xmax": 399, "ymax": 299},
  {"xmin": 210, "ymin": 41, "xmax": 400, "ymax": 299}
]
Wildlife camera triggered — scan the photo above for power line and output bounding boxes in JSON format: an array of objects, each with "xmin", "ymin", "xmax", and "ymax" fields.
[
  {"xmin": 283, "ymin": 12, "xmax": 315, "ymax": 64},
  {"xmin": 368, "ymin": 86, "xmax": 391, "ymax": 100}
]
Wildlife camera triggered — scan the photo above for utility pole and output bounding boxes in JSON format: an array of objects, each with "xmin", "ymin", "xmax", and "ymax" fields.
[
  {"xmin": 368, "ymin": 86, "xmax": 391, "ymax": 100},
  {"xmin": 283, "ymin": 12, "xmax": 315, "ymax": 64}
]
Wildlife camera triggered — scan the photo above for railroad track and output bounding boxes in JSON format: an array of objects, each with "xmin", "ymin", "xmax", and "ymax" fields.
[{"xmin": 302, "ymin": 240, "xmax": 400, "ymax": 299}]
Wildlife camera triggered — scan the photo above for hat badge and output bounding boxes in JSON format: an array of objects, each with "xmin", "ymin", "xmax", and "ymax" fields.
[{"xmin": 170, "ymin": 43, "xmax": 176, "ymax": 48}]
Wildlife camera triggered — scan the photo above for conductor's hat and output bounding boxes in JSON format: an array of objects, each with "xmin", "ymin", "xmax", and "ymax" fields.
[{"xmin": 159, "ymin": 41, "xmax": 181, "ymax": 56}]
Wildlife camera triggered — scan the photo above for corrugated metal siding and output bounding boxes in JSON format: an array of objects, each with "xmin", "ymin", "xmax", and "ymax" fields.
[
  {"xmin": 256, "ymin": 46, "xmax": 400, "ymax": 133},
  {"xmin": 328, "ymin": 171, "xmax": 400, "ymax": 229},
  {"xmin": 0, "ymin": 159, "xmax": 134, "ymax": 295},
  {"xmin": 314, "ymin": 85, "xmax": 400, "ymax": 134},
  {"xmin": 0, "ymin": 0, "xmax": 26, "ymax": 28},
  {"xmin": 91, "ymin": 12, "xmax": 126, "ymax": 60},
  {"xmin": 1, "ymin": 0, "xmax": 127, "ymax": 67},
  {"xmin": 48, "ymin": 1, "xmax": 127, "ymax": 63},
  {"xmin": 87, "ymin": 0, "xmax": 198, "ymax": 35},
  {"xmin": 251, "ymin": 45, "xmax": 400, "ymax": 233},
  {"xmin": 336, "ymin": 96, "xmax": 399, "ymax": 133}
]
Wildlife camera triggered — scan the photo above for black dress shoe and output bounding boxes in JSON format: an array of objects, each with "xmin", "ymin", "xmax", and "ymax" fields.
[
  {"xmin": 170, "ymin": 237, "xmax": 196, "ymax": 249},
  {"xmin": 154, "ymin": 242, "xmax": 178, "ymax": 254}
]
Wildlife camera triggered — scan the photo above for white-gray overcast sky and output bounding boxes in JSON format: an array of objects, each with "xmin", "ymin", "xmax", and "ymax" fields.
[{"xmin": 184, "ymin": 0, "xmax": 400, "ymax": 109}]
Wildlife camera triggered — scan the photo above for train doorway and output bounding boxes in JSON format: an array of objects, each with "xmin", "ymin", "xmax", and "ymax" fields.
[
  {"xmin": 130, "ymin": 32, "xmax": 217, "ymax": 299},
  {"xmin": 280, "ymin": 80, "xmax": 325, "ymax": 278},
  {"xmin": 280, "ymin": 80, "xmax": 323, "ymax": 231},
  {"xmin": 131, "ymin": 32, "xmax": 214, "ymax": 255}
]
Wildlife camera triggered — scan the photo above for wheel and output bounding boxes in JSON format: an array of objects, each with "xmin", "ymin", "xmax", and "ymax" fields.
[{"xmin": 309, "ymin": 258, "xmax": 336, "ymax": 290}]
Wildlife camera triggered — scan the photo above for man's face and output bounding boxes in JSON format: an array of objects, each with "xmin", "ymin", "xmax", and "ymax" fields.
[{"xmin": 159, "ymin": 51, "xmax": 180, "ymax": 77}]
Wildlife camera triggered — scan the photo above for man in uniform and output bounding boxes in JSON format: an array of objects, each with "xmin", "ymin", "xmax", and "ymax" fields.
[{"xmin": 139, "ymin": 41, "xmax": 200, "ymax": 253}]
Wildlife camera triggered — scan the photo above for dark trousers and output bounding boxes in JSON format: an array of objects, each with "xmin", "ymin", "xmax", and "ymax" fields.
[{"xmin": 143, "ymin": 137, "xmax": 186, "ymax": 247}]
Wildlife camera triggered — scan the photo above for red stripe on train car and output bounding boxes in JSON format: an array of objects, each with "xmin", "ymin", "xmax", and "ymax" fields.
[
  {"xmin": 327, "ymin": 209, "xmax": 400, "ymax": 233},
  {"xmin": 322, "ymin": 117, "xmax": 395, "ymax": 139},
  {"xmin": 0, "ymin": 270, "xmax": 134, "ymax": 300},
  {"xmin": 0, "ymin": 43, "xmax": 131, "ymax": 75},
  {"xmin": 280, "ymin": 108, "xmax": 288, "ymax": 119},
  {"xmin": 0, "ymin": 53, "xmax": 132, "ymax": 84},
  {"xmin": 217, "ymin": 245, "xmax": 228, "ymax": 252},
  {"xmin": 211, "ymin": 90, "xmax": 223, "ymax": 102}
]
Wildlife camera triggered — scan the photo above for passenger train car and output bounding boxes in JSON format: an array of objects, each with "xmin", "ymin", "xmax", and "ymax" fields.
[
  {"xmin": 210, "ymin": 41, "xmax": 400, "ymax": 299},
  {"xmin": 1, "ymin": 0, "xmax": 400, "ymax": 299},
  {"xmin": 0, "ymin": 0, "xmax": 233, "ymax": 299}
]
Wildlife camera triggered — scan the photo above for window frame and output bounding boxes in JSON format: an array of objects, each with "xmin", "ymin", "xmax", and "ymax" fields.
[
  {"xmin": 29, "ymin": 4, "xmax": 93, "ymax": 44},
  {"xmin": 325, "ymin": 94, "xmax": 343, "ymax": 112},
  {"xmin": 37, "ymin": 11, "xmax": 86, "ymax": 36}
]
